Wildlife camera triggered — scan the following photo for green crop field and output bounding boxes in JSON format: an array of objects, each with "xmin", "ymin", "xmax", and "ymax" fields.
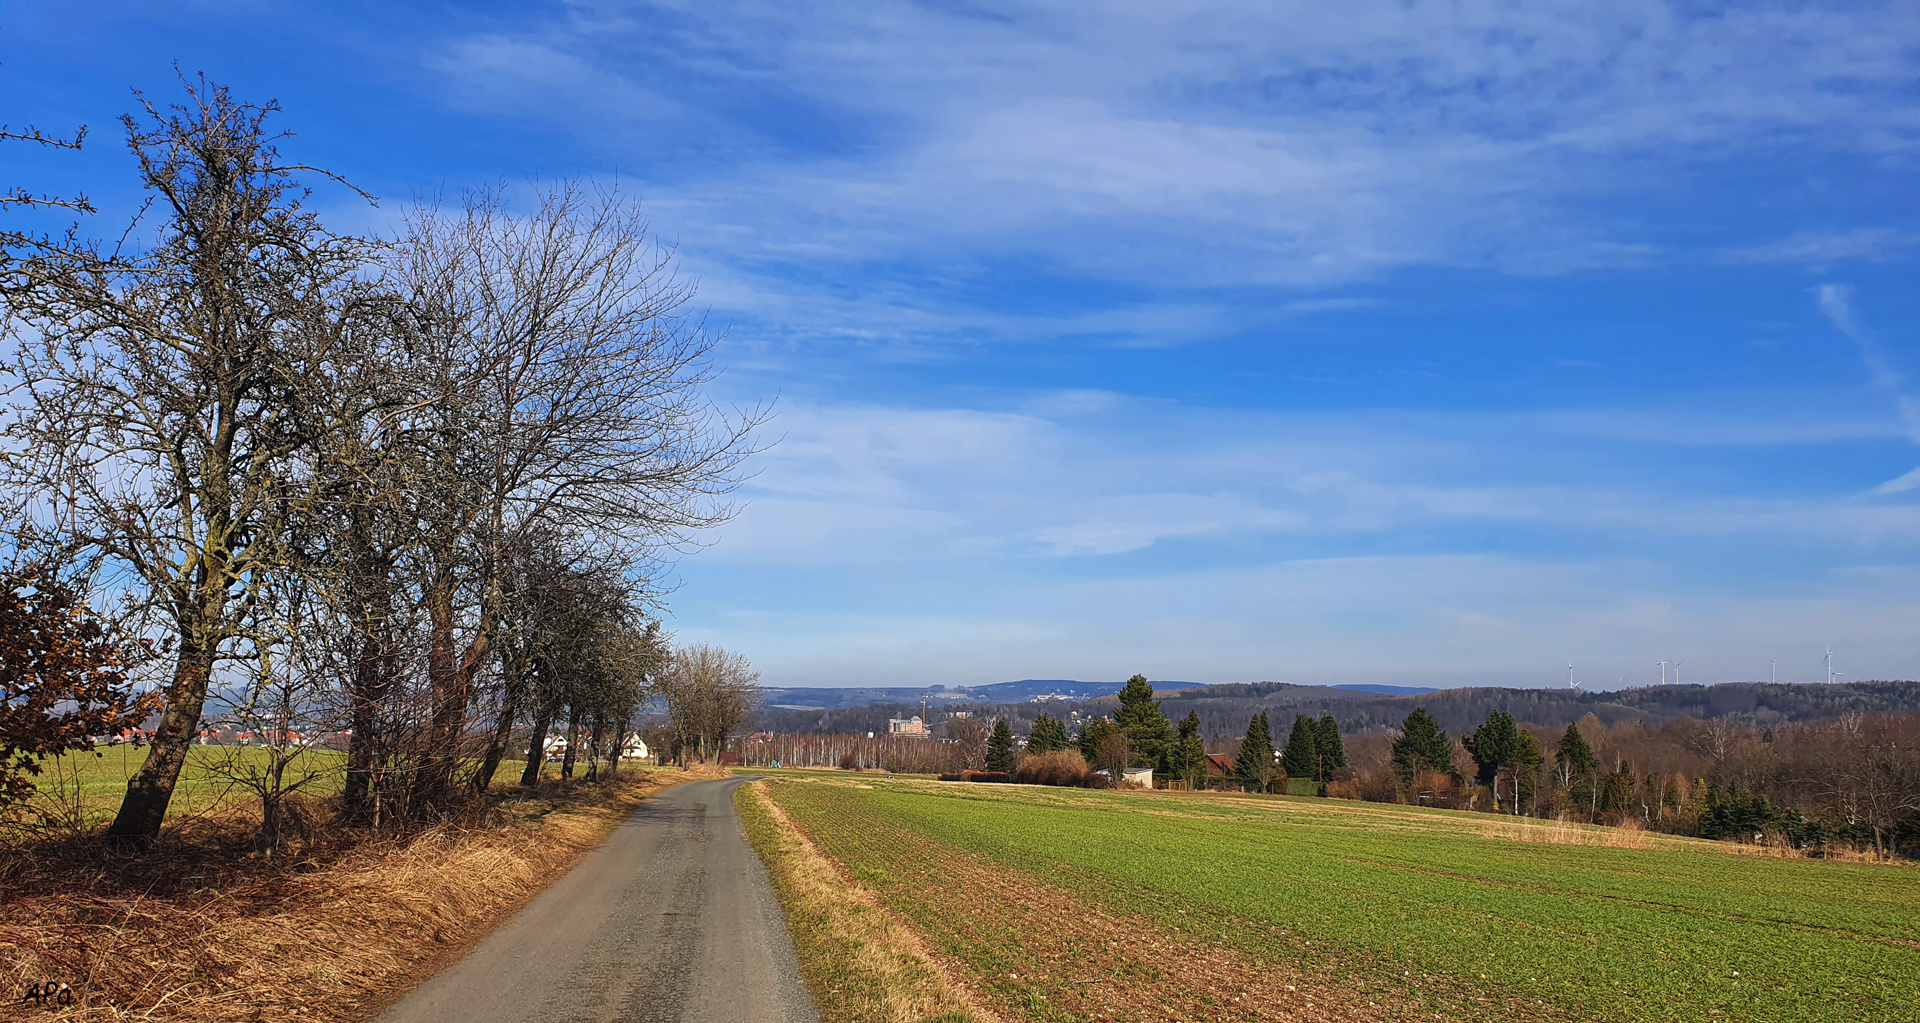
[
  {"xmin": 9, "ymin": 746, "xmax": 617, "ymax": 832},
  {"xmin": 761, "ymin": 777, "xmax": 1920, "ymax": 1023},
  {"xmin": 12, "ymin": 746, "xmax": 351, "ymax": 828}
]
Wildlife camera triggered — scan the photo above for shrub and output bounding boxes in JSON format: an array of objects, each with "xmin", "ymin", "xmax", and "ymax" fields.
[
  {"xmin": 968, "ymin": 771, "xmax": 1012, "ymax": 784},
  {"xmin": 1012, "ymin": 750, "xmax": 1104, "ymax": 788}
]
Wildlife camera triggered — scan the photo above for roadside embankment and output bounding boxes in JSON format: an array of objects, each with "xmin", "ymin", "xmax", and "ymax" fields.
[{"xmin": 2, "ymin": 768, "xmax": 697, "ymax": 1022}]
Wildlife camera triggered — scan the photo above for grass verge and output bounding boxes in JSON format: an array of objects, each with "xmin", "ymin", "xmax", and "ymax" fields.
[
  {"xmin": 2, "ymin": 768, "xmax": 689, "ymax": 1022},
  {"xmin": 736, "ymin": 779, "xmax": 990, "ymax": 1023}
]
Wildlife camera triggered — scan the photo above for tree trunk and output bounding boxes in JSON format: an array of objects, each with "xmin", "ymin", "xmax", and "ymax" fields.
[
  {"xmin": 472, "ymin": 649, "xmax": 528, "ymax": 793},
  {"xmin": 520, "ymin": 695, "xmax": 559, "ymax": 787},
  {"xmin": 418, "ymin": 568, "xmax": 462, "ymax": 798},
  {"xmin": 560, "ymin": 705, "xmax": 582, "ymax": 780},
  {"xmin": 584, "ymin": 713, "xmax": 604, "ymax": 783},
  {"xmin": 342, "ymin": 629, "xmax": 393, "ymax": 817},
  {"xmin": 103, "ymin": 637, "xmax": 215, "ymax": 850}
]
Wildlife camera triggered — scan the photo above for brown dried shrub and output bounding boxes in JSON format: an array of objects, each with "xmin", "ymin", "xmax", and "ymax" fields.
[{"xmin": 1011, "ymin": 750, "xmax": 1104, "ymax": 788}]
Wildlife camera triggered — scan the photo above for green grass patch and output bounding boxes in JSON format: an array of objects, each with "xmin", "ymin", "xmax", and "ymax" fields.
[
  {"xmin": 766, "ymin": 779, "xmax": 1920, "ymax": 1023},
  {"xmin": 12, "ymin": 746, "xmax": 633, "ymax": 832}
]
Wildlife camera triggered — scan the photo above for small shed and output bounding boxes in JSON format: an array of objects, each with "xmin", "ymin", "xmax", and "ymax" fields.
[{"xmin": 1121, "ymin": 766, "xmax": 1154, "ymax": 788}]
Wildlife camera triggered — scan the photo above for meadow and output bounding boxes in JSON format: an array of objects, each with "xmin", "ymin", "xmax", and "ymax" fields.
[
  {"xmin": 760, "ymin": 777, "xmax": 1920, "ymax": 1023},
  {"xmin": 9, "ymin": 745, "xmax": 635, "ymax": 833}
]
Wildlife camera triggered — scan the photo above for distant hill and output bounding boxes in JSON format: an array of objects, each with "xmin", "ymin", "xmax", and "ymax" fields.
[
  {"xmin": 760, "ymin": 678, "xmax": 1206, "ymax": 711},
  {"xmin": 1154, "ymin": 679, "xmax": 1920, "ymax": 738},
  {"xmin": 754, "ymin": 679, "xmax": 1920, "ymax": 740}
]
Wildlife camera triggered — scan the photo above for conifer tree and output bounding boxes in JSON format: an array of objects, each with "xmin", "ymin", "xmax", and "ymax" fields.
[
  {"xmin": 1464, "ymin": 709, "xmax": 1522, "ymax": 784},
  {"xmin": 1281, "ymin": 714, "xmax": 1320, "ymax": 781},
  {"xmin": 985, "ymin": 718, "xmax": 1016, "ymax": 773},
  {"xmin": 1315, "ymin": 714, "xmax": 1348, "ymax": 773},
  {"xmin": 1176, "ymin": 709, "xmax": 1207, "ymax": 787},
  {"xmin": 1391, "ymin": 707, "xmax": 1453, "ymax": 780},
  {"xmin": 1554, "ymin": 720, "xmax": 1597, "ymax": 780},
  {"xmin": 1077, "ymin": 716, "xmax": 1119, "ymax": 763},
  {"xmin": 1026, "ymin": 713, "xmax": 1069, "ymax": 754},
  {"xmin": 1233, "ymin": 711, "xmax": 1275, "ymax": 792},
  {"xmin": 1182, "ymin": 732, "xmax": 1208, "ymax": 788},
  {"xmin": 1112, "ymin": 674, "xmax": 1172, "ymax": 770}
]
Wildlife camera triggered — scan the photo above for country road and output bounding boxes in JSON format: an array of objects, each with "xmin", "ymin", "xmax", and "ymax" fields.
[{"xmin": 378, "ymin": 776, "xmax": 819, "ymax": 1023}]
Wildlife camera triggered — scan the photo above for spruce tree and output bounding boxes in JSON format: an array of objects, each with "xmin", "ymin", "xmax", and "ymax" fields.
[
  {"xmin": 1463, "ymin": 710, "xmax": 1522, "ymax": 784},
  {"xmin": 1182, "ymin": 732, "xmax": 1208, "ymax": 788},
  {"xmin": 1177, "ymin": 710, "xmax": 1202, "ymax": 743},
  {"xmin": 1554, "ymin": 720, "xmax": 1597, "ymax": 780},
  {"xmin": 1077, "ymin": 716, "xmax": 1119, "ymax": 763},
  {"xmin": 985, "ymin": 718, "xmax": 1016, "ymax": 773},
  {"xmin": 1281, "ymin": 714, "xmax": 1320, "ymax": 781},
  {"xmin": 1112, "ymin": 674, "xmax": 1172, "ymax": 770},
  {"xmin": 1391, "ymin": 707, "xmax": 1452, "ymax": 780},
  {"xmin": 1315, "ymin": 714, "xmax": 1348, "ymax": 773},
  {"xmin": 1233, "ymin": 711, "xmax": 1275, "ymax": 792},
  {"xmin": 1027, "ymin": 713, "xmax": 1069, "ymax": 754}
]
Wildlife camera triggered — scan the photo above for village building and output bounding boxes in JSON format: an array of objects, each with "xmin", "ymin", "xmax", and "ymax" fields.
[{"xmin": 887, "ymin": 715, "xmax": 929, "ymax": 737}]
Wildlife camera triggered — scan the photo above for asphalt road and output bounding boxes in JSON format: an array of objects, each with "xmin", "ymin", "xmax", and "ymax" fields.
[{"xmin": 378, "ymin": 776, "xmax": 819, "ymax": 1023}]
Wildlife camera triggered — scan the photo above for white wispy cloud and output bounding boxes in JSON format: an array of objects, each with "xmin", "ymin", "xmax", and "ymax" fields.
[{"xmin": 424, "ymin": 1, "xmax": 1920, "ymax": 312}]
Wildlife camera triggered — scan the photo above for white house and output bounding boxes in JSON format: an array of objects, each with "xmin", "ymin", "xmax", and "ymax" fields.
[{"xmin": 622, "ymin": 734, "xmax": 650, "ymax": 760}]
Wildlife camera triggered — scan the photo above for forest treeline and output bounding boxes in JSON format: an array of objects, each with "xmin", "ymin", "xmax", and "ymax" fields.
[
  {"xmin": 0, "ymin": 82, "xmax": 763, "ymax": 851},
  {"xmin": 758, "ymin": 679, "xmax": 1920, "ymax": 749}
]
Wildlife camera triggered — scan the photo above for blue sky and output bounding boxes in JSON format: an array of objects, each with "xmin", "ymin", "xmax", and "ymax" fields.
[{"xmin": 7, "ymin": 2, "xmax": 1920, "ymax": 689}]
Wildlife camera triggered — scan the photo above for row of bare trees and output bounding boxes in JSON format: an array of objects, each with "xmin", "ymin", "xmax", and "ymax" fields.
[
  {"xmin": 1, "ymin": 81, "xmax": 763, "ymax": 850},
  {"xmin": 1330, "ymin": 711, "xmax": 1920, "ymax": 854}
]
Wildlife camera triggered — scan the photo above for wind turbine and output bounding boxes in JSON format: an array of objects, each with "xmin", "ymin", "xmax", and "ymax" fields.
[
  {"xmin": 1672, "ymin": 660, "xmax": 1685, "ymax": 685},
  {"xmin": 1770, "ymin": 659, "xmax": 1777, "ymax": 685},
  {"xmin": 1567, "ymin": 664, "xmax": 1580, "ymax": 691},
  {"xmin": 1657, "ymin": 660, "xmax": 1669, "ymax": 685},
  {"xmin": 1825, "ymin": 645, "xmax": 1842, "ymax": 685}
]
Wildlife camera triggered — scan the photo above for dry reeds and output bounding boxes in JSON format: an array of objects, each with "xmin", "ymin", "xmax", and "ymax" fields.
[{"xmin": 0, "ymin": 771, "xmax": 679, "ymax": 1022}]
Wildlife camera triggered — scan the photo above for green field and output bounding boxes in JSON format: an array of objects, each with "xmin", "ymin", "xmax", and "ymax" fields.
[
  {"xmin": 12, "ymin": 746, "xmax": 630, "ymax": 830},
  {"xmin": 763, "ymin": 777, "xmax": 1920, "ymax": 1023}
]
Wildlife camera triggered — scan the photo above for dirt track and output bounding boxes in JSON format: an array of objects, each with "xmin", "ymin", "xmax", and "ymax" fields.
[{"xmin": 377, "ymin": 776, "xmax": 817, "ymax": 1023}]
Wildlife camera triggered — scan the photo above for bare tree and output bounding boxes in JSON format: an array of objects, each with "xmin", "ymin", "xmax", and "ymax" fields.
[
  {"xmin": 657, "ymin": 644, "xmax": 760, "ymax": 765},
  {"xmin": 384, "ymin": 184, "xmax": 763, "ymax": 799},
  {"xmin": 1, "ymin": 81, "xmax": 378, "ymax": 849},
  {"xmin": 947, "ymin": 717, "xmax": 990, "ymax": 772}
]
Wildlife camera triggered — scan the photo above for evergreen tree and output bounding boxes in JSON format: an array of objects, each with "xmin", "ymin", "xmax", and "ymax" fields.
[
  {"xmin": 1315, "ymin": 714, "xmax": 1348, "ymax": 773},
  {"xmin": 1077, "ymin": 716, "xmax": 1120, "ymax": 763},
  {"xmin": 1182, "ymin": 733, "xmax": 1208, "ymax": 788},
  {"xmin": 1026, "ymin": 713, "xmax": 1069, "ymax": 754},
  {"xmin": 1281, "ymin": 714, "xmax": 1320, "ymax": 781},
  {"xmin": 1391, "ymin": 707, "xmax": 1453, "ymax": 780},
  {"xmin": 985, "ymin": 718, "xmax": 1016, "ymax": 773},
  {"xmin": 1112, "ymin": 674, "xmax": 1172, "ymax": 770},
  {"xmin": 1554, "ymin": 721, "xmax": 1597, "ymax": 781},
  {"xmin": 1176, "ymin": 710, "xmax": 1207, "ymax": 788},
  {"xmin": 1463, "ymin": 710, "xmax": 1522, "ymax": 784},
  {"xmin": 1233, "ymin": 711, "xmax": 1275, "ymax": 792}
]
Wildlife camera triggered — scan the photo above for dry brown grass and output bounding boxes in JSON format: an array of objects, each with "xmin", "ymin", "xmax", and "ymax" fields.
[
  {"xmin": 0, "ymin": 769, "xmax": 684, "ymax": 1022},
  {"xmin": 736, "ymin": 780, "xmax": 993, "ymax": 1023}
]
